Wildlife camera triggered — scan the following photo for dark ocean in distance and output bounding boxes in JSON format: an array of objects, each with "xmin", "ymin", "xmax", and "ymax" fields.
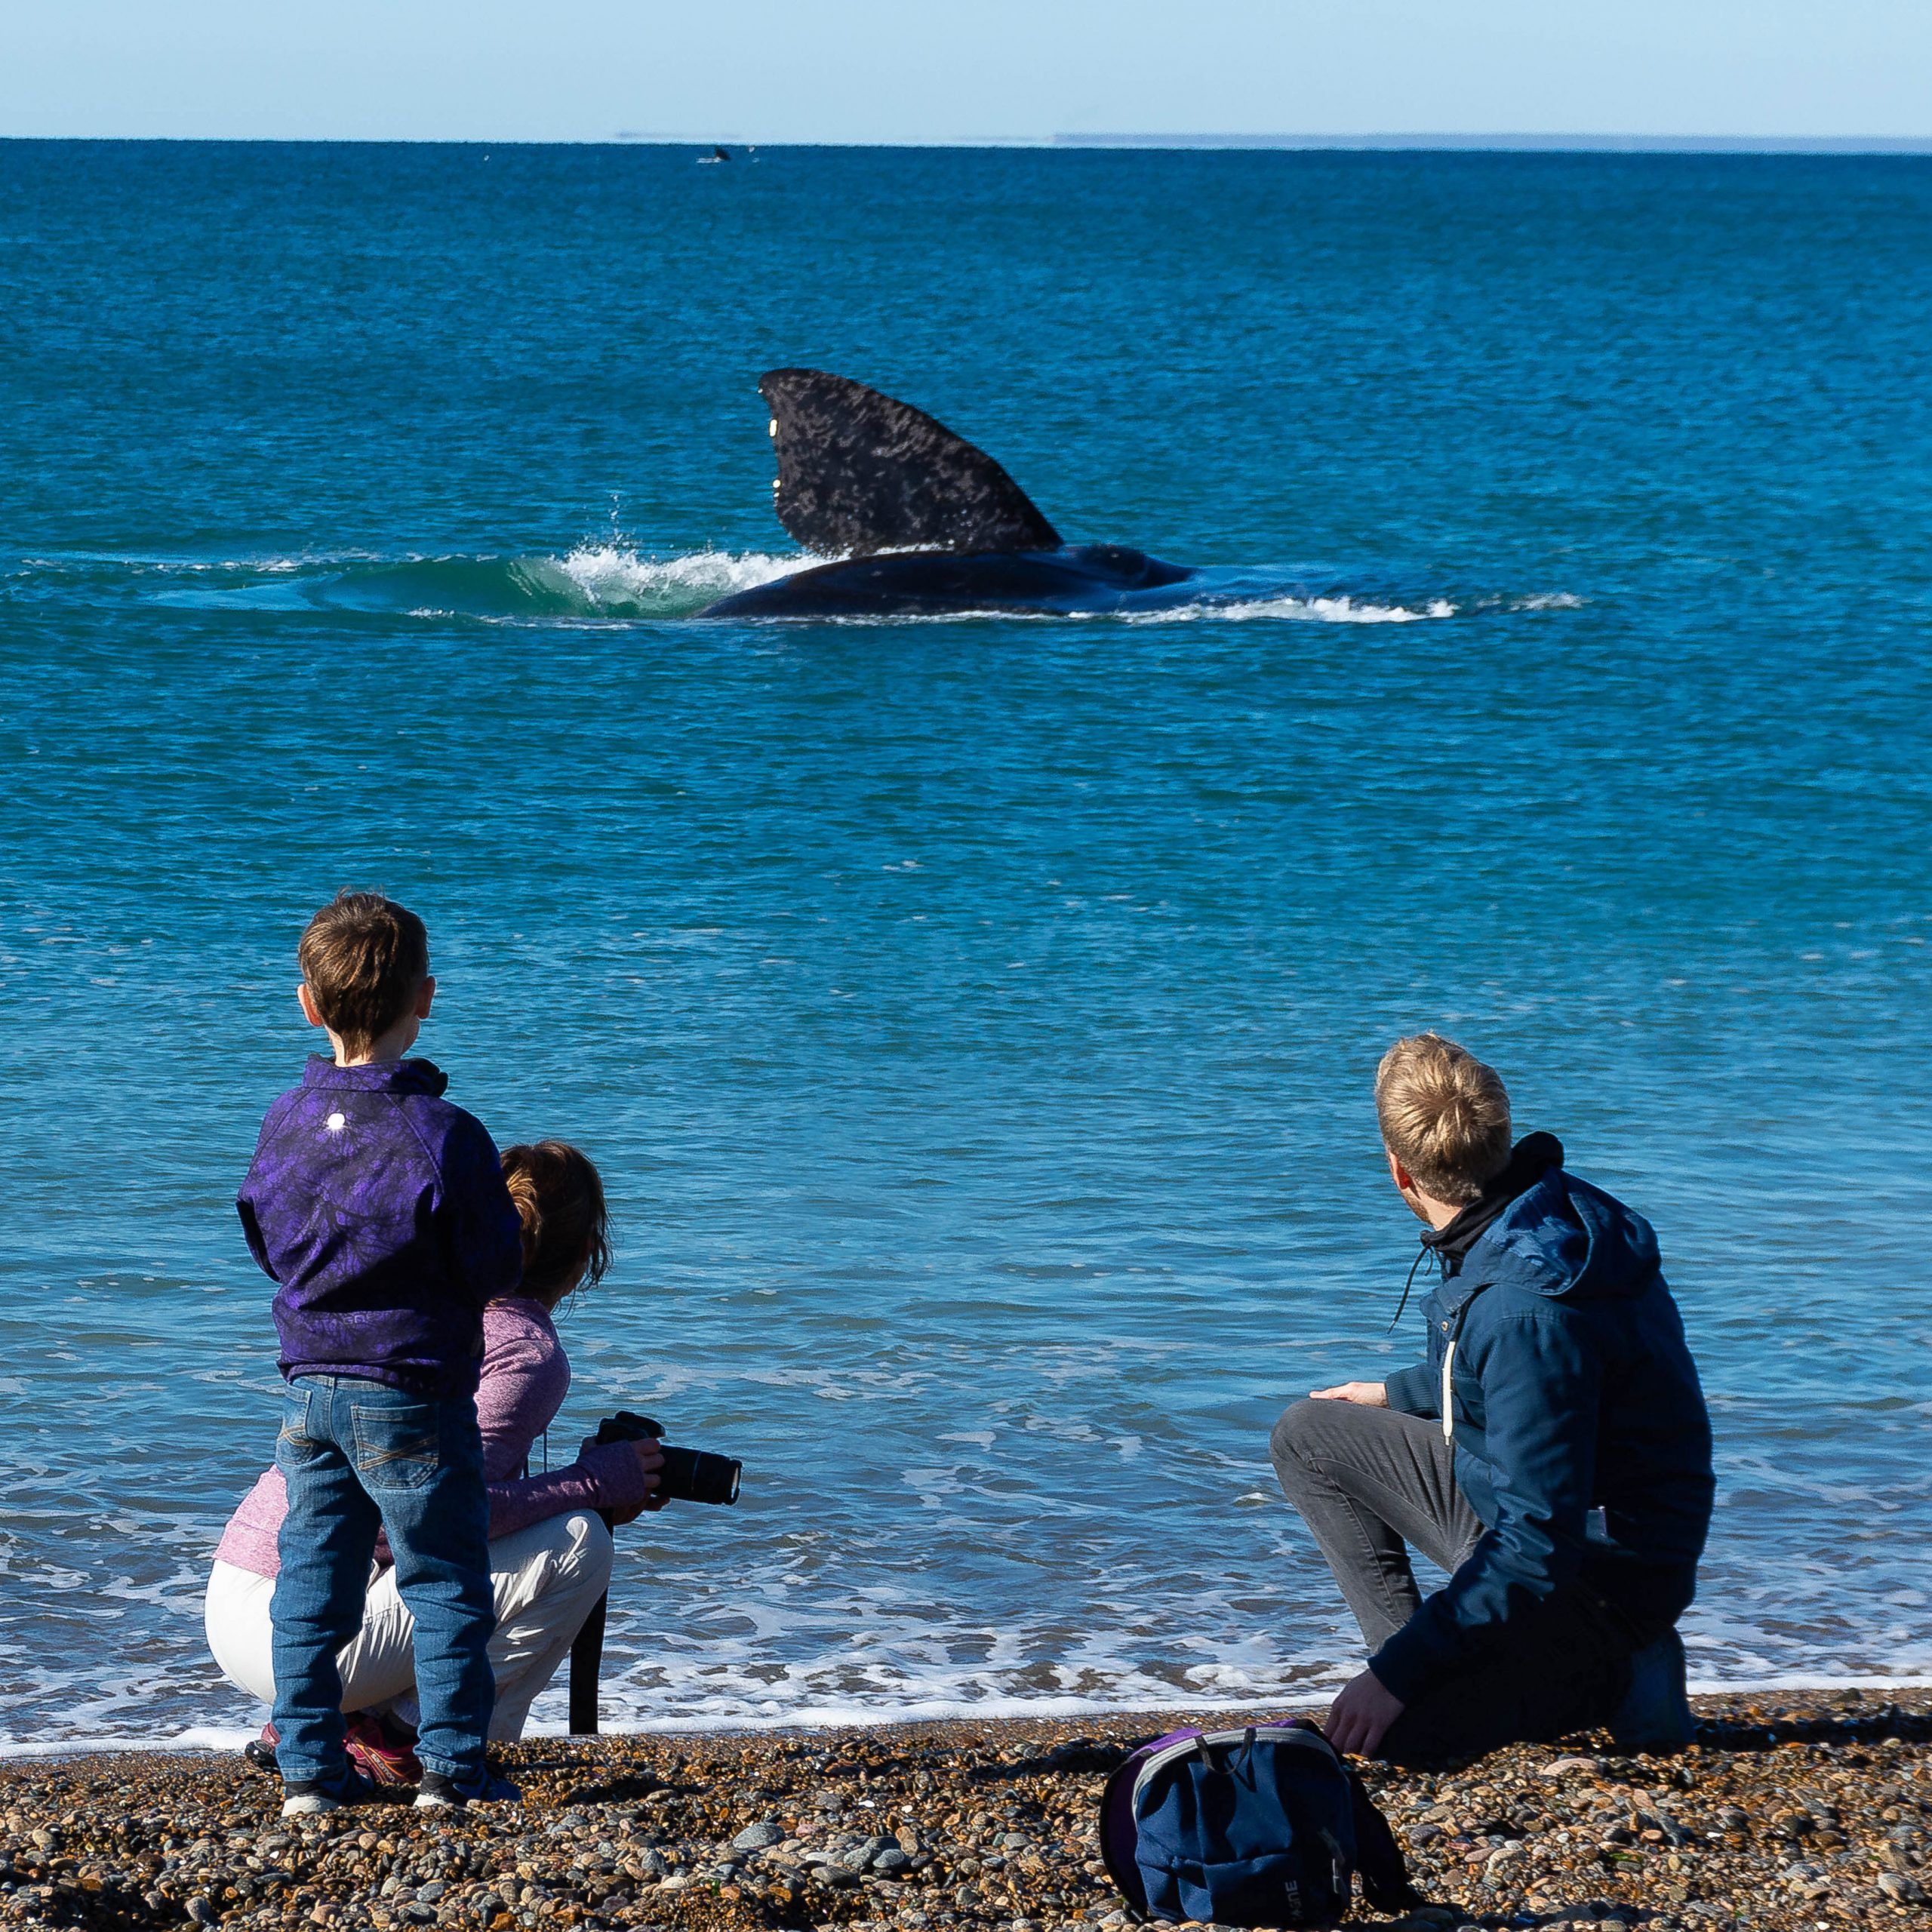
[{"xmin": 3, "ymin": 140, "xmax": 1932, "ymax": 1749}]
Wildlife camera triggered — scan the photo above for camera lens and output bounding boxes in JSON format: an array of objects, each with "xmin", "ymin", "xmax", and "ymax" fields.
[{"xmin": 657, "ymin": 1444, "xmax": 743, "ymax": 1506}]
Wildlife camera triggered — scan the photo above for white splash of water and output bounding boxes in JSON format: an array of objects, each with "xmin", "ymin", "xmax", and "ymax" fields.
[
  {"xmin": 1206, "ymin": 595, "xmax": 1458, "ymax": 625},
  {"xmin": 534, "ymin": 545, "xmax": 804, "ymax": 616}
]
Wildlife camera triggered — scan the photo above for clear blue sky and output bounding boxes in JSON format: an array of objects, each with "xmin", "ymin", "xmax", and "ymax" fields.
[{"xmin": 8, "ymin": 0, "xmax": 1931, "ymax": 144}]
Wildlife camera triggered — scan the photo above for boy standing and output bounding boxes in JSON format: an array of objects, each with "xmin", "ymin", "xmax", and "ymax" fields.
[
  {"xmin": 1270, "ymin": 1033, "xmax": 1715, "ymax": 1765},
  {"xmin": 239, "ymin": 891, "xmax": 522, "ymax": 1814}
]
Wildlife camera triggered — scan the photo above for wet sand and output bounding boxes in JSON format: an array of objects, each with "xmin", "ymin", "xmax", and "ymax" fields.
[{"xmin": 3, "ymin": 1690, "xmax": 1928, "ymax": 1930}]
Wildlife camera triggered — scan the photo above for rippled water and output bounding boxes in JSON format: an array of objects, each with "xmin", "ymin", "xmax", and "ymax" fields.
[{"xmin": 4, "ymin": 141, "xmax": 1932, "ymax": 1751}]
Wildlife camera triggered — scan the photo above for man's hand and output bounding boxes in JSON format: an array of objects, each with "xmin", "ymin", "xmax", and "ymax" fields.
[
  {"xmin": 1323, "ymin": 1667, "xmax": 1406, "ymax": 1757},
  {"xmin": 1310, "ymin": 1381, "xmax": 1388, "ymax": 1407},
  {"xmin": 582, "ymin": 1433, "xmax": 666, "ymax": 1525}
]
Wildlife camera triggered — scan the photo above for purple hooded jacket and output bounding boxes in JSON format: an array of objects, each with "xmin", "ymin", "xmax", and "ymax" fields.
[{"xmin": 237, "ymin": 1057, "xmax": 523, "ymax": 1400}]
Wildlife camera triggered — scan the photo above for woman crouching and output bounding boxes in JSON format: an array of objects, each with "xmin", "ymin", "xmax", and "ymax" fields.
[{"xmin": 205, "ymin": 1141, "xmax": 660, "ymax": 1779}]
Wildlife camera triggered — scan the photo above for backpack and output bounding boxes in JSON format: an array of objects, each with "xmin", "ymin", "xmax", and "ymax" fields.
[{"xmin": 1097, "ymin": 1722, "xmax": 1426, "ymax": 1927}]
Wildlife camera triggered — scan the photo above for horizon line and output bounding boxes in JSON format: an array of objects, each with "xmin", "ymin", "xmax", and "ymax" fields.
[
  {"xmin": 5, "ymin": 131, "xmax": 1932, "ymax": 154},
  {"xmin": 1055, "ymin": 131, "xmax": 1932, "ymax": 152}
]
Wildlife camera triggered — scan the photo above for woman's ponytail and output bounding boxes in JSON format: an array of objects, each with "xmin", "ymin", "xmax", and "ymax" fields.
[{"xmin": 499, "ymin": 1140, "xmax": 611, "ymax": 1305}]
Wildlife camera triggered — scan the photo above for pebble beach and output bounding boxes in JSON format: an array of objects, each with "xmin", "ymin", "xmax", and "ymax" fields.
[{"xmin": 4, "ymin": 1691, "xmax": 1929, "ymax": 1932}]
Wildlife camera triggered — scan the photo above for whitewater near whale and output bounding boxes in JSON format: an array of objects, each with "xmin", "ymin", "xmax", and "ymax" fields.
[
  {"xmin": 698, "ymin": 370, "xmax": 1198, "ymax": 619},
  {"xmin": 73, "ymin": 367, "xmax": 1496, "ymax": 626}
]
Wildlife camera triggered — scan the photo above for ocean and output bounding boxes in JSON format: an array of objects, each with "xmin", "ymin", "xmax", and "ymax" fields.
[{"xmin": 3, "ymin": 139, "xmax": 1932, "ymax": 1753}]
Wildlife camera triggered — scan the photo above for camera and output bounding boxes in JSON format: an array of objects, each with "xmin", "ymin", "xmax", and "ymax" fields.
[{"xmin": 593, "ymin": 1410, "xmax": 742, "ymax": 1506}]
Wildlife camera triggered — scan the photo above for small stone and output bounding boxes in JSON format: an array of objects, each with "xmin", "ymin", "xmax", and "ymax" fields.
[
  {"xmin": 186, "ymin": 1902, "xmax": 215, "ymax": 1927},
  {"xmin": 734, "ymin": 1823, "xmax": 784, "ymax": 1852}
]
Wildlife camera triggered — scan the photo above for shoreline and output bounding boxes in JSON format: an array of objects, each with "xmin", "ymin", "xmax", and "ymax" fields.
[
  {"xmin": 5, "ymin": 1690, "xmax": 1932, "ymax": 1930},
  {"xmin": 11, "ymin": 1676, "xmax": 1932, "ymax": 1765}
]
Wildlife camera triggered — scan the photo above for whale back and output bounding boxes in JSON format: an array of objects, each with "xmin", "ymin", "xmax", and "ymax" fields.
[{"xmin": 759, "ymin": 368, "xmax": 1062, "ymax": 558}]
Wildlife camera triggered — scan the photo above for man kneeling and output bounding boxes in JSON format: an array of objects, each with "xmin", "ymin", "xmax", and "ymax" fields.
[{"xmin": 1272, "ymin": 1034, "xmax": 1714, "ymax": 1765}]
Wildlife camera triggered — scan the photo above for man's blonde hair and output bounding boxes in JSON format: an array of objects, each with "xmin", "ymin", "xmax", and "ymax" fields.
[{"xmin": 1374, "ymin": 1033, "xmax": 1512, "ymax": 1204}]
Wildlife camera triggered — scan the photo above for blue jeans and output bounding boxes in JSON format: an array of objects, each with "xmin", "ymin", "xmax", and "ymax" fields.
[{"xmin": 271, "ymin": 1374, "xmax": 496, "ymax": 1783}]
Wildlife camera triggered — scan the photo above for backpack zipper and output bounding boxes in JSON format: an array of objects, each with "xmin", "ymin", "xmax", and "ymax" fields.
[{"xmin": 1130, "ymin": 1725, "xmax": 1338, "ymax": 1809}]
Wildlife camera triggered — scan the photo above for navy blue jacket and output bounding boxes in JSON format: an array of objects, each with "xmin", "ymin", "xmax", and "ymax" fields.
[
  {"xmin": 1371, "ymin": 1161, "xmax": 1714, "ymax": 1705},
  {"xmin": 238, "ymin": 1057, "xmax": 523, "ymax": 1401}
]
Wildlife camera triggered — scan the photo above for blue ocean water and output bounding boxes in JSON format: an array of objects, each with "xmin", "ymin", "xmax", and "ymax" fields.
[{"xmin": 4, "ymin": 140, "xmax": 1932, "ymax": 1751}]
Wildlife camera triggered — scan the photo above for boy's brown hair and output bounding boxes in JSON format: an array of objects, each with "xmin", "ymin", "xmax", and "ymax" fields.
[
  {"xmin": 500, "ymin": 1141, "xmax": 611, "ymax": 1303},
  {"xmin": 1374, "ymin": 1032, "xmax": 1513, "ymax": 1204},
  {"xmin": 297, "ymin": 891, "xmax": 429, "ymax": 1056}
]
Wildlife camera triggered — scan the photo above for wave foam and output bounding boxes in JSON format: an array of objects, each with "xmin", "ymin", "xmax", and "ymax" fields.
[
  {"xmin": 1131, "ymin": 594, "xmax": 1458, "ymax": 626},
  {"xmin": 536, "ymin": 546, "xmax": 804, "ymax": 616},
  {"xmin": 14, "ymin": 1675, "xmax": 1932, "ymax": 1760},
  {"xmin": 6, "ymin": 545, "xmax": 1576, "ymax": 629}
]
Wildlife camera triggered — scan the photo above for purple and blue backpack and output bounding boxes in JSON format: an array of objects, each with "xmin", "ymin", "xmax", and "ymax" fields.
[{"xmin": 1097, "ymin": 1722, "xmax": 1426, "ymax": 1927}]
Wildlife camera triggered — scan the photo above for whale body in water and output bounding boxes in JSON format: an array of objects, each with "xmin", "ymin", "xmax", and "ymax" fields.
[{"xmin": 699, "ymin": 370, "xmax": 1195, "ymax": 619}]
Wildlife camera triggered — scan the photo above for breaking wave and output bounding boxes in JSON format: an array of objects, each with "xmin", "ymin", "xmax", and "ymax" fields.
[
  {"xmin": 6, "ymin": 546, "xmax": 1580, "ymax": 628},
  {"xmin": 1128, "ymin": 593, "xmax": 1459, "ymax": 625}
]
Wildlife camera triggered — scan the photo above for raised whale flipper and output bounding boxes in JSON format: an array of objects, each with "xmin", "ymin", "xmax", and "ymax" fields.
[{"xmin": 759, "ymin": 368, "xmax": 1062, "ymax": 558}]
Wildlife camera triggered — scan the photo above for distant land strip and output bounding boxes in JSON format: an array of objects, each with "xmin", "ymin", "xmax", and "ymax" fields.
[{"xmin": 1054, "ymin": 132, "xmax": 1932, "ymax": 153}]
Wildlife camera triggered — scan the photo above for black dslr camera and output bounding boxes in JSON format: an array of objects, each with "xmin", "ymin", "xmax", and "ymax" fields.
[{"xmin": 593, "ymin": 1410, "xmax": 742, "ymax": 1506}]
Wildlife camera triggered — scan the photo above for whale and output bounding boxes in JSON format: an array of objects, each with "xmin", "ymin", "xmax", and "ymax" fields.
[{"xmin": 698, "ymin": 369, "xmax": 1196, "ymax": 619}]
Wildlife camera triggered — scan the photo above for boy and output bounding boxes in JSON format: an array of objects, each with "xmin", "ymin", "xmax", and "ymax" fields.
[
  {"xmin": 238, "ymin": 891, "xmax": 523, "ymax": 1814},
  {"xmin": 1269, "ymin": 1033, "xmax": 1714, "ymax": 1765}
]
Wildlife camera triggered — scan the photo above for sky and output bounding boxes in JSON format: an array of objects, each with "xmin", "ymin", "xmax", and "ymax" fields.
[{"xmin": 7, "ymin": 0, "xmax": 1932, "ymax": 146}]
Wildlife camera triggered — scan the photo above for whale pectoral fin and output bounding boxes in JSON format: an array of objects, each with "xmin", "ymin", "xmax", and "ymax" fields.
[{"xmin": 758, "ymin": 368, "xmax": 1062, "ymax": 558}]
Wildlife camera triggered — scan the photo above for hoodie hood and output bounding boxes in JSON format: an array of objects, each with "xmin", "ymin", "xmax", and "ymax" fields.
[
  {"xmin": 1422, "ymin": 1131, "xmax": 1566, "ymax": 1275},
  {"xmin": 1481, "ymin": 1164, "xmax": 1663, "ymax": 1301}
]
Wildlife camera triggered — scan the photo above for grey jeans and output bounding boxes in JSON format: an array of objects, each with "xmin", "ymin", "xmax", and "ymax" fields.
[
  {"xmin": 1269, "ymin": 1397, "xmax": 1483, "ymax": 1650},
  {"xmin": 1270, "ymin": 1396, "xmax": 1637, "ymax": 1766}
]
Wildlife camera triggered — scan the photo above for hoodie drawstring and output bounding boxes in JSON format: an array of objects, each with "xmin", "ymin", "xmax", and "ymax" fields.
[{"xmin": 1386, "ymin": 1241, "xmax": 1432, "ymax": 1334}]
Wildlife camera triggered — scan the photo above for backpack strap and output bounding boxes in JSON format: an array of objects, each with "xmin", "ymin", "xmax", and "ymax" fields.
[
  {"xmin": 1343, "ymin": 1761, "xmax": 1430, "ymax": 1915},
  {"xmin": 1283, "ymin": 1718, "xmax": 1430, "ymax": 1915}
]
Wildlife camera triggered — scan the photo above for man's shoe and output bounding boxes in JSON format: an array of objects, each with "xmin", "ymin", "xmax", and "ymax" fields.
[
  {"xmin": 414, "ymin": 1765, "xmax": 521, "ymax": 1810},
  {"xmin": 1610, "ymin": 1628, "xmax": 1697, "ymax": 1755},
  {"xmin": 281, "ymin": 1764, "xmax": 380, "ymax": 1817}
]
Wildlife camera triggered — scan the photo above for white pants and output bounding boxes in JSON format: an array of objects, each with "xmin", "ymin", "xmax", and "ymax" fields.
[{"xmin": 205, "ymin": 1509, "xmax": 614, "ymax": 1742}]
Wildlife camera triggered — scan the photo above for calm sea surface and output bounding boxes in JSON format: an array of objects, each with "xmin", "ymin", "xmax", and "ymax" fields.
[{"xmin": 4, "ymin": 141, "xmax": 1932, "ymax": 1750}]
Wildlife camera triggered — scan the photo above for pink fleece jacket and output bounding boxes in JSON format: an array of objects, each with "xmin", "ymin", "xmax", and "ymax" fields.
[{"xmin": 214, "ymin": 1296, "xmax": 649, "ymax": 1578}]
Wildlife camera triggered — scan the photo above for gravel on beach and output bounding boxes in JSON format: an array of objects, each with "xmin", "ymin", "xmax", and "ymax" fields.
[{"xmin": 4, "ymin": 1690, "xmax": 1931, "ymax": 1932}]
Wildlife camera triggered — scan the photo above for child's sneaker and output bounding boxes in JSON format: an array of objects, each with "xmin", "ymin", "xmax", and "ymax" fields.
[
  {"xmin": 345, "ymin": 1712, "xmax": 422, "ymax": 1787},
  {"xmin": 414, "ymin": 1765, "xmax": 522, "ymax": 1809},
  {"xmin": 281, "ymin": 1764, "xmax": 380, "ymax": 1817},
  {"xmin": 243, "ymin": 1722, "xmax": 280, "ymax": 1777}
]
